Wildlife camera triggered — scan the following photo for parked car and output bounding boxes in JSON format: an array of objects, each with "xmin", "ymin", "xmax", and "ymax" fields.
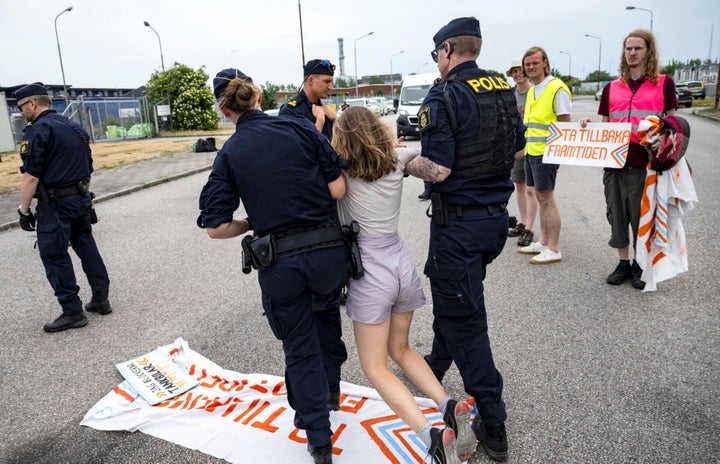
[
  {"xmin": 594, "ymin": 83, "xmax": 608, "ymax": 101},
  {"xmin": 676, "ymin": 85, "xmax": 693, "ymax": 108},
  {"xmin": 680, "ymin": 80, "xmax": 706, "ymax": 99},
  {"xmin": 385, "ymin": 100, "xmax": 397, "ymax": 114}
]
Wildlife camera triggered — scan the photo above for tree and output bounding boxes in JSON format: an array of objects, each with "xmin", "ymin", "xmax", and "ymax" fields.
[
  {"xmin": 261, "ymin": 82, "xmax": 279, "ymax": 111},
  {"xmin": 585, "ymin": 70, "xmax": 614, "ymax": 82},
  {"xmin": 369, "ymin": 76, "xmax": 385, "ymax": 85},
  {"xmin": 146, "ymin": 63, "xmax": 219, "ymax": 131},
  {"xmin": 334, "ymin": 77, "xmax": 349, "ymax": 88}
]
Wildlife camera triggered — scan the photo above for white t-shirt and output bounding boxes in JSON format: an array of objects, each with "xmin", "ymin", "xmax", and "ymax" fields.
[
  {"xmin": 533, "ymin": 75, "xmax": 572, "ymax": 116},
  {"xmin": 337, "ymin": 146, "xmax": 420, "ymax": 238}
]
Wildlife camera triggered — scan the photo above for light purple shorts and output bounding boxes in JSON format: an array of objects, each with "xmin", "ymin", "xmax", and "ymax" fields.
[{"xmin": 345, "ymin": 233, "xmax": 426, "ymax": 324}]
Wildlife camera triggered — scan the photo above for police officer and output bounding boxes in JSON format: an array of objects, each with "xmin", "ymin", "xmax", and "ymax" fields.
[
  {"xmin": 279, "ymin": 59, "xmax": 337, "ymax": 141},
  {"xmin": 197, "ymin": 69, "xmax": 348, "ymax": 464},
  {"xmin": 404, "ymin": 17, "xmax": 526, "ymax": 462},
  {"xmin": 16, "ymin": 83, "xmax": 111, "ymax": 333}
]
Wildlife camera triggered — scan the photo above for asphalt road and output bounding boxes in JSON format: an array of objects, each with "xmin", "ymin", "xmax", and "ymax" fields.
[{"xmin": 1, "ymin": 97, "xmax": 718, "ymax": 463}]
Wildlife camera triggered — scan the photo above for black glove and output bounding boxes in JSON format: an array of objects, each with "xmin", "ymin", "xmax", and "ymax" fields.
[{"xmin": 18, "ymin": 209, "xmax": 36, "ymax": 232}]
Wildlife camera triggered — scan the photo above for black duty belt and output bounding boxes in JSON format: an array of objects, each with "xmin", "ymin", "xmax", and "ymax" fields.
[
  {"xmin": 276, "ymin": 225, "xmax": 345, "ymax": 256},
  {"xmin": 447, "ymin": 203, "xmax": 506, "ymax": 218},
  {"xmin": 49, "ymin": 184, "xmax": 86, "ymax": 197},
  {"xmin": 242, "ymin": 223, "xmax": 346, "ymax": 272}
]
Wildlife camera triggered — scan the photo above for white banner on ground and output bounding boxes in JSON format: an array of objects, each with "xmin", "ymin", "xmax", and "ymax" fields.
[
  {"xmin": 543, "ymin": 122, "xmax": 632, "ymax": 168},
  {"xmin": 82, "ymin": 338, "xmax": 468, "ymax": 464}
]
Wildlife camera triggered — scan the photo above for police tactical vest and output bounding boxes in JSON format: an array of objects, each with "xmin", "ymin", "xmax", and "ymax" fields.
[
  {"xmin": 608, "ymin": 75, "xmax": 666, "ymax": 144},
  {"xmin": 443, "ymin": 70, "xmax": 518, "ymax": 179}
]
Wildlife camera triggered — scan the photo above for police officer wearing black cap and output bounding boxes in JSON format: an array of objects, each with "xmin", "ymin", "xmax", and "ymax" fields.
[
  {"xmin": 198, "ymin": 68, "xmax": 348, "ymax": 464},
  {"xmin": 404, "ymin": 17, "xmax": 526, "ymax": 462},
  {"xmin": 15, "ymin": 82, "xmax": 111, "ymax": 333},
  {"xmin": 279, "ymin": 59, "xmax": 338, "ymax": 141}
]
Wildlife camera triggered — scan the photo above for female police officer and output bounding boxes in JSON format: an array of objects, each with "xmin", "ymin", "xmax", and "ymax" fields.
[{"xmin": 197, "ymin": 69, "xmax": 348, "ymax": 464}]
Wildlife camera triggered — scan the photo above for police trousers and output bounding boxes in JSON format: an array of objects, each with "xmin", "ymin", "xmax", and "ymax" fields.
[
  {"xmin": 423, "ymin": 206, "xmax": 508, "ymax": 427},
  {"xmin": 258, "ymin": 245, "xmax": 348, "ymax": 448},
  {"xmin": 36, "ymin": 195, "xmax": 109, "ymax": 316}
]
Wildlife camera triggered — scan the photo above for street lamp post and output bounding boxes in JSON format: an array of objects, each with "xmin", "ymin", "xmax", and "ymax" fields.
[
  {"xmin": 354, "ymin": 31, "xmax": 374, "ymax": 97},
  {"xmin": 143, "ymin": 21, "xmax": 165, "ymax": 72},
  {"xmin": 625, "ymin": 6, "xmax": 653, "ymax": 30},
  {"xmin": 417, "ymin": 62, "xmax": 429, "ymax": 74},
  {"xmin": 390, "ymin": 50, "xmax": 404, "ymax": 98},
  {"xmin": 54, "ymin": 6, "xmax": 73, "ymax": 108},
  {"xmin": 585, "ymin": 34, "xmax": 602, "ymax": 92},
  {"xmin": 559, "ymin": 50, "xmax": 572, "ymax": 79}
]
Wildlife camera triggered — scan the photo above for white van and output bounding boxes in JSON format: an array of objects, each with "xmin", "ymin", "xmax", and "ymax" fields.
[
  {"xmin": 395, "ymin": 73, "xmax": 439, "ymax": 138},
  {"xmin": 345, "ymin": 97, "xmax": 383, "ymax": 116}
]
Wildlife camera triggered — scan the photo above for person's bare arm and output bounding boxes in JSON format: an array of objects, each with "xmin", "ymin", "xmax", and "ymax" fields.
[
  {"xmin": 404, "ymin": 156, "xmax": 451, "ymax": 182},
  {"xmin": 207, "ymin": 218, "xmax": 251, "ymax": 239},
  {"xmin": 327, "ymin": 173, "xmax": 346, "ymax": 200}
]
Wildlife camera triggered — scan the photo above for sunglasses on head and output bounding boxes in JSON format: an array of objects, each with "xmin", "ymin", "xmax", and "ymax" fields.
[{"xmin": 308, "ymin": 60, "xmax": 336, "ymax": 74}]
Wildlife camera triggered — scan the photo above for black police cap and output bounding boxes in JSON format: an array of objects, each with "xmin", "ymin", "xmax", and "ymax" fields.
[
  {"xmin": 213, "ymin": 68, "xmax": 253, "ymax": 100},
  {"xmin": 433, "ymin": 17, "xmax": 482, "ymax": 49},
  {"xmin": 303, "ymin": 59, "xmax": 335, "ymax": 77},
  {"xmin": 15, "ymin": 82, "xmax": 48, "ymax": 101}
]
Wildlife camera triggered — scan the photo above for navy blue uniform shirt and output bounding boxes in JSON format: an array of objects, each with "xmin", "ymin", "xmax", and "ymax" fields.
[
  {"xmin": 20, "ymin": 109, "xmax": 93, "ymax": 186},
  {"xmin": 419, "ymin": 61, "xmax": 525, "ymax": 206},
  {"xmin": 198, "ymin": 110, "xmax": 341, "ymax": 236},
  {"xmin": 279, "ymin": 89, "xmax": 334, "ymax": 141}
]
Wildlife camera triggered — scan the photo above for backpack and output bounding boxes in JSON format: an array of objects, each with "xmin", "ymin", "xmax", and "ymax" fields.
[
  {"xmin": 205, "ymin": 137, "xmax": 217, "ymax": 152},
  {"xmin": 193, "ymin": 138, "xmax": 208, "ymax": 153}
]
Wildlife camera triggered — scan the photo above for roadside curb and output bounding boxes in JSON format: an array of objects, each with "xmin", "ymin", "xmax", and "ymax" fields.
[{"xmin": 0, "ymin": 164, "xmax": 212, "ymax": 233}]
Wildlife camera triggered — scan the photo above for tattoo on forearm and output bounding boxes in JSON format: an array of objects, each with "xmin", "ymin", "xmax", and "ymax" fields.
[{"xmin": 406, "ymin": 157, "xmax": 447, "ymax": 182}]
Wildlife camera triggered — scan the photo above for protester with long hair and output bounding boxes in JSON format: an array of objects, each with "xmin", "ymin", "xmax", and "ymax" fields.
[{"xmin": 332, "ymin": 106, "xmax": 475, "ymax": 464}]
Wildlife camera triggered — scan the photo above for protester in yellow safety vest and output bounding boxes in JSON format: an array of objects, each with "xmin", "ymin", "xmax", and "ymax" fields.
[{"xmin": 517, "ymin": 46, "xmax": 571, "ymax": 265}]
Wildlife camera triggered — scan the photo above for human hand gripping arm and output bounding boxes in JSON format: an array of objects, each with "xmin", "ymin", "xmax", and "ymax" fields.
[{"xmin": 312, "ymin": 105, "xmax": 327, "ymax": 132}]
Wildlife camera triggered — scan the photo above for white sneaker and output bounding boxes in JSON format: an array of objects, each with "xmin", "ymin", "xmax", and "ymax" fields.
[
  {"xmin": 518, "ymin": 242, "xmax": 547, "ymax": 255},
  {"xmin": 530, "ymin": 249, "xmax": 562, "ymax": 264}
]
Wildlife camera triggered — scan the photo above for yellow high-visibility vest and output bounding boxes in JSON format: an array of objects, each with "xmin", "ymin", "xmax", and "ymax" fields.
[{"xmin": 524, "ymin": 77, "xmax": 571, "ymax": 156}]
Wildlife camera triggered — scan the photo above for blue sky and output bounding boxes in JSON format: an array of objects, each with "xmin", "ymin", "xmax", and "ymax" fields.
[{"xmin": 2, "ymin": 0, "xmax": 718, "ymax": 89}]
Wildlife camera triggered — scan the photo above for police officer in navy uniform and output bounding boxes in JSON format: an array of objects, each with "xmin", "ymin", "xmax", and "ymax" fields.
[
  {"xmin": 404, "ymin": 17, "xmax": 526, "ymax": 462},
  {"xmin": 279, "ymin": 59, "xmax": 337, "ymax": 141},
  {"xmin": 16, "ymin": 83, "xmax": 111, "ymax": 333},
  {"xmin": 198, "ymin": 69, "xmax": 348, "ymax": 464}
]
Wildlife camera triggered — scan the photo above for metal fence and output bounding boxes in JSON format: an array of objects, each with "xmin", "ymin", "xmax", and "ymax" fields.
[{"xmin": 62, "ymin": 96, "xmax": 155, "ymax": 142}]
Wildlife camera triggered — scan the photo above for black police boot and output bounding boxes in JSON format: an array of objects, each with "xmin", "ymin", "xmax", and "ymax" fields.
[
  {"xmin": 327, "ymin": 384, "xmax": 340, "ymax": 411},
  {"xmin": 43, "ymin": 313, "xmax": 88, "ymax": 333},
  {"xmin": 472, "ymin": 417, "xmax": 508, "ymax": 462},
  {"xmin": 606, "ymin": 260, "xmax": 632, "ymax": 285},
  {"xmin": 631, "ymin": 260, "xmax": 646, "ymax": 290},
  {"xmin": 508, "ymin": 216, "xmax": 517, "ymax": 230},
  {"xmin": 307, "ymin": 442, "xmax": 333, "ymax": 464},
  {"xmin": 85, "ymin": 299, "xmax": 112, "ymax": 315},
  {"xmin": 418, "ymin": 189, "xmax": 431, "ymax": 200}
]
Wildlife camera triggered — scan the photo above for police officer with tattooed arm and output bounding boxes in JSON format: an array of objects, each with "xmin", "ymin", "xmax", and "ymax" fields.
[
  {"xmin": 404, "ymin": 17, "xmax": 526, "ymax": 462},
  {"xmin": 197, "ymin": 68, "xmax": 349, "ymax": 464},
  {"xmin": 15, "ymin": 83, "xmax": 111, "ymax": 333}
]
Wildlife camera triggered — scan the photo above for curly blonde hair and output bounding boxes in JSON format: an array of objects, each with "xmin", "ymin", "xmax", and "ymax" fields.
[
  {"xmin": 331, "ymin": 106, "xmax": 397, "ymax": 182},
  {"xmin": 619, "ymin": 29, "xmax": 659, "ymax": 85}
]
